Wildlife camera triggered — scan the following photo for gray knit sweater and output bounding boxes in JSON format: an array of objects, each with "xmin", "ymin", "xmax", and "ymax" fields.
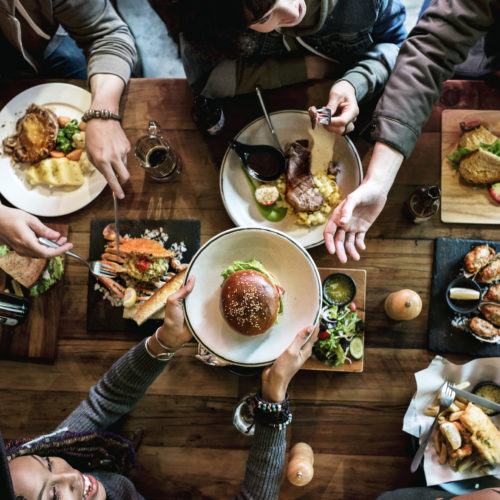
[{"xmin": 56, "ymin": 339, "xmax": 286, "ymax": 499}]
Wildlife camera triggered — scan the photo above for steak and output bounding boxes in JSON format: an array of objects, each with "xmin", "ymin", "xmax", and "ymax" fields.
[
  {"xmin": 285, "ymin": 140, "xmax": 324, "ymax": 212},
  {"xmin": 3, "ymin": 104, "xmax": 58, "ymax": 163}
]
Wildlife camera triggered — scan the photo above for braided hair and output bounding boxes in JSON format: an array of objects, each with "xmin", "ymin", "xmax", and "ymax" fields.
[{"xmin": 6, "ymin": 429, "xmax": 138, "ymax": 475}]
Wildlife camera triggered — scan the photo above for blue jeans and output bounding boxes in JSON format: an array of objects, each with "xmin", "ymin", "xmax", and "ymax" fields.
[{"xmin": 42, "ymin": 31, "xmax": 87, "ymax": 79}]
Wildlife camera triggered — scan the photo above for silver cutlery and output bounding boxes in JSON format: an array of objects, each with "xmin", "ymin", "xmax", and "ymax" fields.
[
  {"xmin": 450, "ymin": 384, "xmax": 500, "ymax": 413},
  {"xmin": 112, "ymin": 192, "xmax": 120, "ymax": 255},
  {"xmin": 38, "ymin": 237, "xmax": 116, "ymax": 278},
  {"xmin": 410, "ymin": 382, "xmax": 455, "ymax": 473},
  {"xmin": 255, "ymin": 86, "xmax": 284, "ymax": 153}
]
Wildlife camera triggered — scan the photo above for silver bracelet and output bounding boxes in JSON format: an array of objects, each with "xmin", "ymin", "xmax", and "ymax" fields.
[
  {"xmin": 144, "ymin": 335, "xmax": 175, "ymax": 362},
  {"xmin": 154, "ymin": 327, "xmax": 185, "ymax": 352}
]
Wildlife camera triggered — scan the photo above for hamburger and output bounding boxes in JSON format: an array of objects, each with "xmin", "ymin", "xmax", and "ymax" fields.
[
  {"xmin": 219, "ymin": 258, "xmax": 284, "ymax": 336},
  {"xmin": 0, "ymin": 245, "xmax": 64, "ymax": 296}
]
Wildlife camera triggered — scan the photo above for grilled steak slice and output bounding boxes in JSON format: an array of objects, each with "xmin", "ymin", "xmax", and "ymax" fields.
[
  {"xmin": 285, "ymin": 140, "xmax": 324, "ymax": 212},
  {"xmin": 3, "ymin": 104, "xmax": 58, "ymax": 163}
]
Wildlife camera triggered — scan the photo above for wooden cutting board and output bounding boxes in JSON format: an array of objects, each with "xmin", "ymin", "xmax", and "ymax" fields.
[
  {"xmin": 441, "ymin": 109, "xmax": 500, "ymax": 224},
  {"xmin": 0, "ymin": 224, "xmax": 69, "ymax": 361},
  {"xmin": 303, "ymin": 267, "xmax": 366, "ymax": 372}
]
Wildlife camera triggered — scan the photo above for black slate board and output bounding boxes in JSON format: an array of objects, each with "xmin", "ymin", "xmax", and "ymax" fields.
[
  {"xmin": 428, "ymin": 237, "xmax": 500, "ymax": 356},
  {"xmin": 87, "ymin": 219, "xmax": 200, "ymax": 333}
]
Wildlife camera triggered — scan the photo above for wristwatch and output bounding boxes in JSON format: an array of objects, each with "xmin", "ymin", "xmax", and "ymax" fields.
[{"xmin": 81, "ymin": 109, "xmax": 121, "ymax": 123}]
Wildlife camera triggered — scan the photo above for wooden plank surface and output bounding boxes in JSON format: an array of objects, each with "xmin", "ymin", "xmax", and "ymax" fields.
[
  {"xmin": 304, "ymin": 267, "xmax": 366, "ymax": 372},
  {"xmin": 441, "ymin": 109, "xmax": 500, "ymax": 223},
  {"xmin": 0, "ymin": 223, "xmax": 68, "ymax": 360},
  {"xmin": 0, "ymin": 79, "xmax": 500, "ymax": 499}
]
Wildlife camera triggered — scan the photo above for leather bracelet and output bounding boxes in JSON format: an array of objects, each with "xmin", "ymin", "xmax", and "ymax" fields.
[
  {"xmin": 252, "ymin": 391, "xmax": 292, "ymax": 430},
  {"xmin": 82, "ymin": 109, "xmax": 121, "ymax": 123}
]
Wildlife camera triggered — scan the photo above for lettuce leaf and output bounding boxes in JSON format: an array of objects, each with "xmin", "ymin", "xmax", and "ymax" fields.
[
  {"xmin": 0, "ymin": 245, "xmax": 10, "ymax": 256},
  {"xmin": 480, "ymin": 140, "xmax": 500, "ymax": 157},
  {"xmin": 447, "ymin": 146, "xmax": 472, "ymax": 169},
  {"xmin": 30, "ymin": 256, "xmax": 64, "ymax": 296}
]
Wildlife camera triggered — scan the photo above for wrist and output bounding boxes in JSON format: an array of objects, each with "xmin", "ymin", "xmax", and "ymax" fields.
[{"xmin": 261, "ymin": 382, "xmax": 287, "ymax": 403}]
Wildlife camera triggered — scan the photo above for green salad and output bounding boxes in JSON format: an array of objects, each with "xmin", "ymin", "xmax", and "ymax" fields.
[{"xmin": 312, "ymin": 301, "xmax": 364, "ymax": 367}]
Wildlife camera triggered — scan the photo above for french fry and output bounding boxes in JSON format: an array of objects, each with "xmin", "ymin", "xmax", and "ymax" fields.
[
  {"xmin": 454, "ymin": 400, "xmax": 467, "ymax": 410},
  {"xmin": 449, "ymin": 411, "xmax": 464, "ymax": 422},
  {"xmin": 434, "ymin": 431, "xmax": 441, "ymax": 455},
  {"xmin": 470, "ymin": 461, "xmax": 484, "ymax": 473},
  {"xmin": 456, "ymin": 381, "xmax": 471, "ymax": 390},
  {"xmin": 439, "ymin": 443, "xmax": 448, "ymax": 464},
  {"xmin": 457, "ymin": 456, "xmax": 474, "ymax": 472},
  {"xmin": 425, "ymin": 406, "xmax": 439, "ymax": 417}
]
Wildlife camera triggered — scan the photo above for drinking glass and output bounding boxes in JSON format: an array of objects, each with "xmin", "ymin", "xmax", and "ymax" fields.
[{"xmin": 134, "ymin": 121, "xmax": 182, "ymax": 182}]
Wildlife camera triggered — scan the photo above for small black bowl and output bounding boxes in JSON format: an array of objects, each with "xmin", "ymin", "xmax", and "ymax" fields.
[
  {"xmin": 322, "ymin": 272, "xmax": 356, "ymax": 307},
  {"xmin": 445, "ymin": 277, "xmax": 482, "ymax": 314},
  {"xmin": 472, "ymin": 380, "xmax": 500, "ymax": 416}
]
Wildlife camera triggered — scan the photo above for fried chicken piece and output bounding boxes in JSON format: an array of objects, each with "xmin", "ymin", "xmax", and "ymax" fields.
[
  {"xmin": 480, "ymin": 303, "xmax": 500, "ymax": 327},
  {"xmin": 476, "ymin": 258, "xmax": 500, "ymax": 284},
  {"xmin": 464, "ymin": 245, "xmax": 496, "ymax": 274},
  {"xmin": 484, "ymin": 283, "xmax": 500, "ymax": 302},
  {"xmin": 3, "ymin": 104, "xmax": 58, "ymax": 163},
  {"xmin": 469, "ymin": 317, "xmax": 500, "ymax": 339}
]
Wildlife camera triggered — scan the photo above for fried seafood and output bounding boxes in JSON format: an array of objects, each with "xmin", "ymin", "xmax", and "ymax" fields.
[
  {"xmin": 484, "ymin": 283, "xmax": 500, "ymax": 302},
  {"xmin": 479, "ymin": 303, "xmax": 500, "ymax": 327},
  {"xmin": 464, "ymin": 245, "xmax": 496, "ymax": 274},
  {"xmin": 468, "ymin": 317, "xmax": 500, "ymax": 339},
  {"xmin": 476, "ymin": 258, "xmax": 500, "ymax": 284},
  {"xmin": 3, "ymin": 104, "xmax": 58, "ymax": 163}
]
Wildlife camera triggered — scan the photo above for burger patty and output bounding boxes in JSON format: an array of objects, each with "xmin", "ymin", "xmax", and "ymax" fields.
[{"xmin": 220, "ymin": 269, "xmax": 280, "ymax": 336}]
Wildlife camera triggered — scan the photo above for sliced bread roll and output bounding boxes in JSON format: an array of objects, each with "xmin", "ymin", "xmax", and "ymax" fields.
[
  {"xmin": 132, "ymin": 269, "xmax": 187, "ymax": 325},
  {"xmin": 459, "ymin": 125, "xmax": 499, "ymax": 150},
  {"xmin": 0, "ymin": 252, "xmax": 47, "ymax": 288},
  {"xmin": 459, "ymin": 148, "xmax": 500, "ymax": 184}
]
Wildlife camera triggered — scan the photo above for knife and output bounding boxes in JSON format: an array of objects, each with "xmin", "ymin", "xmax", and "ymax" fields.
[
  {"xmin": 451, "ymin": 384, "xmax": 500, "ymax": 413},
  {"xmin": 112, "ymin": 193, "xmax": 120, "ymax": 255}
]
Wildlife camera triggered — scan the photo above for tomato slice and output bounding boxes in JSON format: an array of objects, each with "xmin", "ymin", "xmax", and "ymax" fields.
[{"xmin": 135, "ymin": 259, "xmax": 150, "ymax": 271}]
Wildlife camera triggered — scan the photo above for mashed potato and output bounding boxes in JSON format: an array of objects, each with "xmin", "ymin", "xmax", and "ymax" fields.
[{"xmin": 271, "ymin": 170, "xmax": 341, "ymax": 227}]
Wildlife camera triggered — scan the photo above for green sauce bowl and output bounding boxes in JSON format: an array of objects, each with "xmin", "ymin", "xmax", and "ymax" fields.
[{"xmin": 322, "ymin": 273, "xmax": 356, "ymax": 307}]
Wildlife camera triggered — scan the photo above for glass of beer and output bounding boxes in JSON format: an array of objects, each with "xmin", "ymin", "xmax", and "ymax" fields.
[{"xmin": 134, "ymin": 121, "xmax": 182, "ymax": 182}]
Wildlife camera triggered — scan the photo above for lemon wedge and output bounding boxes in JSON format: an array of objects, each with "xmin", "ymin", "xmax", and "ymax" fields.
[
  {"xmin": 123, "ymin": 287, "xmax": 137, "ymax": 308},
  {"xmin": 449, "ymin": 287, "xmax": 480, "ymax": 300}
]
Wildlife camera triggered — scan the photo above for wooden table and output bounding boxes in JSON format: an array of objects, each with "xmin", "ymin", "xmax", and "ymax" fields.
[{"xmin": 0, "ymin": 78, "xmax": 499, "ymax": 499}]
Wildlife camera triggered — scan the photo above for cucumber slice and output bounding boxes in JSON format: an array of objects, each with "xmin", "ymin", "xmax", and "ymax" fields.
[{"xmin": 349, "ymin": 337, "xmax": 364, "ymax": 360}]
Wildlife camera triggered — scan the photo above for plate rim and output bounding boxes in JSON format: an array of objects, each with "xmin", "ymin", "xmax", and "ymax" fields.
[
  {"xmin": 0, "ymin": 82, "xmax": 107, "ymax": 217},
  {"xmin": 184, "ymin": 225, "xmax": 322, "ymax": 366},
  {"xmin": 219, "ymin": 109, "xmax": 363, "ymax": 250}
]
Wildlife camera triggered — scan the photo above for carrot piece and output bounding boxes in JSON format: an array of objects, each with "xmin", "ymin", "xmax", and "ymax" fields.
[
  {"xmin": 57, "ymin": 116, "xmax": 72, "ymax": 127},
  {"xmin": 65, "ymin": 148, "xmax": 83, "ymax": 161},
  {"xmin": 49, "ymin": 150, "xmax": 65, "ymax": 158},
  {"xmin": 78, "ymin": 121, "xmax": 87, "ymax": 131}
]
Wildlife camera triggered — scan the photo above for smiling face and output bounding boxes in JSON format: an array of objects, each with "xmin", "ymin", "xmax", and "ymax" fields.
[
  {"xmin": 9, "ymin": 455, "xmax": 105, "ymax": 500},
  {"xmin": 248, "ymin": 0, "xmax": 307, "ymax": 32}
]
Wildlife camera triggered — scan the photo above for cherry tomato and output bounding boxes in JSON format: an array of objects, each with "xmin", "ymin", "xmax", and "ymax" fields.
[
  {"xmin": 135, "ymin": 259, "xmax": 150, "ymax": 271},
  {"xmin": 349, "ymin": 301, "xmax": 357, "ymax": 311},
  {"xmin": 318, "ymin": 331, "xmax": 330, "ymax": 340}
]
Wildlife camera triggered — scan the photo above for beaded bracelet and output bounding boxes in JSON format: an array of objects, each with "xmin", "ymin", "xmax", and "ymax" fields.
[{"xmin": 252, "ymin": 391, "xmax": 292, "ymax": 430}]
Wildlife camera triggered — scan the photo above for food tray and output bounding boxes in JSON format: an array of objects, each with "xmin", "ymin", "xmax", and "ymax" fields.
[{"xmin": 303, "ymin": 267, "xmax": 366, "ymax": 372}]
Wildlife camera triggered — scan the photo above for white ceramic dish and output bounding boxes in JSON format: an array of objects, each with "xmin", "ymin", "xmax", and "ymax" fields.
[
  {"xmin": 184, "ymin": 227, "xmax": 322, "ymax": 366},
  {"xmin": 219, "ymin": 110, "xmax": 363, "ymax": 249},
  {"xmin": 0, "ymin": 83, "xmax": 106, "ymax": 217}
]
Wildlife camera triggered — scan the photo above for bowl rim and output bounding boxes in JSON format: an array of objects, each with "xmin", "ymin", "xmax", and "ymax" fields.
[{"xmin": 322, "ymin": 272, "xmax": 357, "ymax": 307}]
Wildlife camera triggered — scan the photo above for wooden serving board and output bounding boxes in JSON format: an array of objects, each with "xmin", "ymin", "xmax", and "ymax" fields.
[
  {"xmin": 441, "ymin": 109, "xmax": 500, "ymax": 224},
  {"xmin": 0, "ymin": 224, "xmax": 69, "ymax": 361},
  {"xmin": 303, "ymin": 267, "xmax": 366, "ymax": 372}
]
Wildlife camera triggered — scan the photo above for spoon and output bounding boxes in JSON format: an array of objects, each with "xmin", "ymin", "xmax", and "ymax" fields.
[{"xmin": 228, "ymin": 139, "xmax": 286, "ymax": 182}]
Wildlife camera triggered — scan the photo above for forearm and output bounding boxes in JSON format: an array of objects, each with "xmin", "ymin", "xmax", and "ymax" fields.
[
  {"xmin": 234, "ymin": 424, "xmax": 287, "ymax": 500},
  {"xmin": 89, "ymin": 74, "xmax": 125, "ymax": 113},
  {"xmin": 364, "ymin": 142, "xmax": 404, "ymax": 195},
  {"xmin": 58, "ymin": 339, "xmax": 169, "ymax": 432}
]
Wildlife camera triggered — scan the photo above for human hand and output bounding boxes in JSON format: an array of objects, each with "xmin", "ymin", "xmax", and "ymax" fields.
[
  {"xmin": 156, "ymin": 275, "xmax": 195, "ymax": 348},
  {"xmin": 261, "ymin": 326, "xmax": 318, "ymax": 402},
  {"xmin": 323, "ymin": 80, "xmax": 359, "ymax": 135},
  {"xmin": 0, "ymin": 205, "xmax": 72, "ymax": 258},
  {"xmin": 324, "ymin": 182, "xmax": 387, "ymax": 262},
  {"xmin": 85, "ymin": 119, "xmax": 130, "ymax": 199}
]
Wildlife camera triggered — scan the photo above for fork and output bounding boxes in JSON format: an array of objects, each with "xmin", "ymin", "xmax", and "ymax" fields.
[
  {"xmin": 38, "ymin": 237, "xmax": 116, "ymax": 278},
  {"xmin": 410, "ymin": 381, "xmax": 455, "ymax": 473}
]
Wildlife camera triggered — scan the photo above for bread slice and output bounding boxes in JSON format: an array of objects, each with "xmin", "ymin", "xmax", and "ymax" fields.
[
  {"xmin": 132, "ymin": 269, "xmax": 187, "ymax": 325},
  {"xmin": 0, "ymin": 252, "xmax": 47, "ymax": 288},
  {"xmin": 459, "ymin": 125, "xmax": 499, "ymax": 150},
  {"xmin": 459, "ymin": 147, "xmax": 500, "ymax": 184},
  {"xmin": 459, "ymin": 403, "xmax": 500, "ymax": 464}
]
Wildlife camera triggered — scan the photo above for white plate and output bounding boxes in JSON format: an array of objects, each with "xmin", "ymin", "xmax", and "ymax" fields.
[
  {"xmin": 220, "ymin": 110, "xmax": 363, "ymax": 249},
  {"xmin": 184, "ymin": 227, "xmax": 322, "ymax": 366},
  {"xmin": 0, "ymin": 83, "xmax": 106, "ymax": 217}
]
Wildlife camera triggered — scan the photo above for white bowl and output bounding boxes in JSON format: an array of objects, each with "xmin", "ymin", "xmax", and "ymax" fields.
[{"xmin": 184, "ymin": 227, "xmax": 322, "ymax": 366}]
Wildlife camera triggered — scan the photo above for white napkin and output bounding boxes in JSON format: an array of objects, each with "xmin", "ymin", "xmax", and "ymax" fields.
[{"xmin": 403, "ymin": 355, "xmax": 500, "ymax": 486}]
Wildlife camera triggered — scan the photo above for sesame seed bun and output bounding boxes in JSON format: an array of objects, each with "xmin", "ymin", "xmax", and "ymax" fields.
[{"xmin": 220, "ymin": 269, "xmax": 280, "ymax": 336}]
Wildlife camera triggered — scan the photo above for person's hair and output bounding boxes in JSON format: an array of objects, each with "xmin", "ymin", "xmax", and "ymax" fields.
[
  {"xmin": 7, "ymin": 430, "xmax": 138, "ymax": 476},
  {"xmin": 150, "ymin": 0, "xmax": 276, "ymax": 59}
]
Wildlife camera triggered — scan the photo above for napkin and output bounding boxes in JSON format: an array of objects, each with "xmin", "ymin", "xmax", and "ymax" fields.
[{"xmin": 403, "ymin": 355, "xmax": 500, "ymax": 486}]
